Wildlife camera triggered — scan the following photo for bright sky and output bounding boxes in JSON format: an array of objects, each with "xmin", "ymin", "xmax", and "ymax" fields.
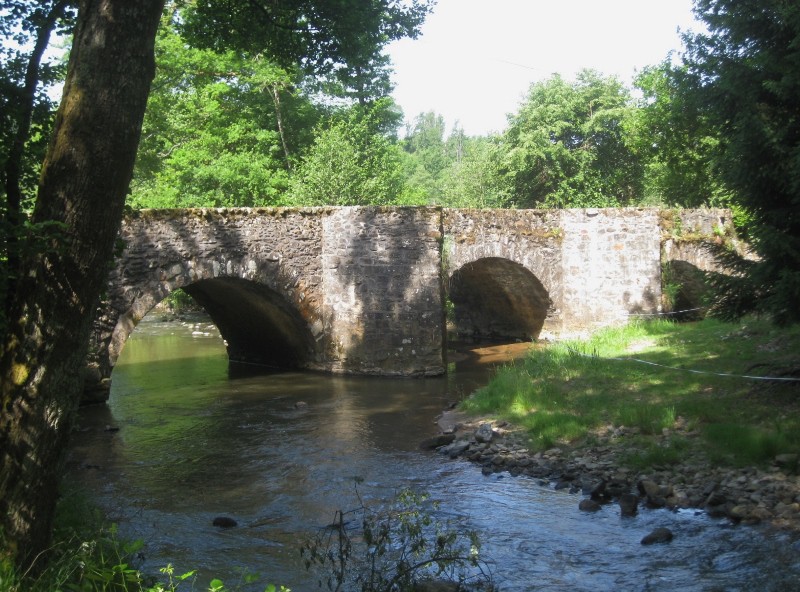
[{"xmin": 387, "ymin": 0, "xmax": 702, "ymax": 137}]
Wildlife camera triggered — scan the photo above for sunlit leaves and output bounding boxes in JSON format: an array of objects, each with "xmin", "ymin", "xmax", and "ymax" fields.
[
  {"xmin": 288, "ymin": 103, "xmax": 407, "ymax": 206},
  {"xmin": 130, "ymin": 20, "xmax": 310, "ymax": 208},
  {"xmin": 498, "ymin": 70, "xmax": 642, "ymax": 208}
]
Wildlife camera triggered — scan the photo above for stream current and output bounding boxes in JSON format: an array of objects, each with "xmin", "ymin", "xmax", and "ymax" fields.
[{"xmin": 66, "ymin": 315, "xmax": 800, "ymax": 591}]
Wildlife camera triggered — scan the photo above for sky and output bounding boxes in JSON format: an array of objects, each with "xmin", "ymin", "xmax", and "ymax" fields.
[{"xmin": 387, "ymin": 0, "xmax": 702, "ymax": 137}]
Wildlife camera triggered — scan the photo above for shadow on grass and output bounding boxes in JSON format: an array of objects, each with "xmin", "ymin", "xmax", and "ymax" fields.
[{"xmin": 460, "ymin": 318, "xmax": 800, "ymax": 468}]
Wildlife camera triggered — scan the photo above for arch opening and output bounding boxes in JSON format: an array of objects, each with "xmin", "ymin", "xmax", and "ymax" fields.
[
  {"xmin": 663, "ymin": 260, "xmax": 710, "ymax": 321},
  {"xmin": 449, "ymin": 257, "xmax": 552, "ymax": 343},
  {"xmin": 182, "ymin": 277, "xmax": 315, "ymax": 369}
]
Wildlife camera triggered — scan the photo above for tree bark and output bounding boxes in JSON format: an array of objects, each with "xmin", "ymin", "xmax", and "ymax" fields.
[{"xmin": 0, "ymin": 0, "xmax": 165, "ymax": 573}]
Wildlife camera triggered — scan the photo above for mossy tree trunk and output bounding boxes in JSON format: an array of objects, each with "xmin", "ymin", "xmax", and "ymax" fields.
[{"xmin": 0, "ymin": 0, "xmax": 165, "ymax": 572}]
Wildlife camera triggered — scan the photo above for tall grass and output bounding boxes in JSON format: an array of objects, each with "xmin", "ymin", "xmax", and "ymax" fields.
[{"xmin": 460, "ymin": 318, "xmax": 800, "ymax": 469}]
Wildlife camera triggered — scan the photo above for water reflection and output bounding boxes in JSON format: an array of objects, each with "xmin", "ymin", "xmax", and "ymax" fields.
[{"xmin": 66, "ymin": 316, "xmax": 800, "ymax": 591}]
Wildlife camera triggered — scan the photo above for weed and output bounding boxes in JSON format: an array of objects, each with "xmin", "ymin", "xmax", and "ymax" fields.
[
  {"xmin": 621, "ymin": 437, "xmax": 691, "ymax": 470},
  {"xmin": 301, "ymin": 488, "xmax": 493, "ymax": 592}
]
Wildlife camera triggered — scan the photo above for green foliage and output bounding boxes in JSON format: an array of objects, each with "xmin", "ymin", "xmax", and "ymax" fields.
[
  {"xmin": 180, "ymin": 0, "xmax": 433, "ymax": 87},
  {"xmin": 461, "ymin": 318, "xmax": 800, "ymax": 469},
  {"xmin": 0, "ymin": 1, "xmax": 72, "ymax": 208},
  {"xmin": 629, "ymin": 61, "xmax": 730, "ymax": 207},
  {"xmin": 288, "ymin": 103, "xmax": 408, "ymax": 205},
  {"xmin": 620, "ymin": 436, "xmax": 690, "ymax": 470},
  {"xmin": 399, "ymin": 117, "xmax": 510, "ymax": 208},
  {"xmin": 301, "ymin": 488, "xmax": 491, "ymax": 592},
  {"xmin": 704, "ymin": 423, "xmax": 794, "ymax": 467},
  {"xmin": 130, "ymin": 17, "xmax": 316, "ymax": 208},
  {"xmin": 438, "ymin": 135, "xmax": 510, "ymax": 208},
  {"xmin": 499, "ymin": 70, "xmax": 642, "ymax": 208},
  {"xmin": 401, "ymin": 112, "xmax": 448, "ymax": 202},
  {"xmin": 679, "ymin": 0, "xmax": 800, "ymax": 324}
]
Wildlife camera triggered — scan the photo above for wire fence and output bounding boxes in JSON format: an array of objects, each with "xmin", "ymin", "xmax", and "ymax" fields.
[{"xmin": 566, "ymin": 346, "xmax": 800, "ymax": 383}]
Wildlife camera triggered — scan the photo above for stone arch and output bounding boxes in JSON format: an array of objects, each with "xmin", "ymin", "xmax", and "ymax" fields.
[
  {"xmin": 183, "ymin": 277, "xmax": 314, "ymax": 367},
  {"xmin": 448, "ymin": 257, "xmax": 552, "ymax": 342},
  {"xmin": 105, "ymin": 276, "xmax": 316, "ymax": 372},
  {"xmin": 663, "ymin": 259, "xmax": 710, "ymax": 321}
]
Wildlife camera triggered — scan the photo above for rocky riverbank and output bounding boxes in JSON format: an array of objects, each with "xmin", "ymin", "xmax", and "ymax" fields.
[{"xmin": 424, "ymin": 410, "xmax": 800, "ymax": 535}]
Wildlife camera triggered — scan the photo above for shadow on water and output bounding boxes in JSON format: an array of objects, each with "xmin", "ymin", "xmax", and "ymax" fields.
[{"xmin": 67, "ymin": 316, "xmax": 800, "ymax": 592}]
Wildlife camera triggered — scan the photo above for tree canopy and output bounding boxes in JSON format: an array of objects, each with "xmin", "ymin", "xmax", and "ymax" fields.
[
  {"xmin": 288, "ymin": 101, "xmax": 409, "ymax": 205},
  {"xmin": 679, "ymin": 0, "xmax": 800, "ymax": 324},
  {"xmin": 499, "ymin": 70, "xmax": 641, "ymax": 208}
]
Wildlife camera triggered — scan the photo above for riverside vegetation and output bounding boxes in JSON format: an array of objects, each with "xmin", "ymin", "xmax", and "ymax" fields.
[
  {"xmin": 442, "ymin": 317, "xmax": 800, "ymax": 530},
  {"xmin": 0, "ymin": 487, "xmax": 489, "ymax": 592},
  {"xmin": 3, "ymin": 317, "xmax": 799, "ymax": 590}
]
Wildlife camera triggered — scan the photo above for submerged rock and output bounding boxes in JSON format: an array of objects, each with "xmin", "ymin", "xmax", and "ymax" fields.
[
  {"xmin": 212, "ymin": 516, "xmax": 238, "ymax": 528},
  {"xmin": 641, "ymin": 527, "xmax": 673, "ymax": 545},
  {"xmin": 419, "ymin": 433, "xmax": 456, "ymax": 450},
  {"xmin": 619, "ymin": 493, "xmax": 639, "ymax": 517},
  {"xmin": 579, "ymin": 499, "xmax": 602, "ymax": 512}
]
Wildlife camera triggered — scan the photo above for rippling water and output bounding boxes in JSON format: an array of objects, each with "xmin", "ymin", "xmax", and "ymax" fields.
[{"xmin": 66, "ymin": 316, "xmax": 800, "ymax": 591}]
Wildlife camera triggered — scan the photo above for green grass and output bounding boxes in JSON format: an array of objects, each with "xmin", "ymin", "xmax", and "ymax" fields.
[{"xmin": 460, "ymin": 317, "xmax": 800, "ymax": 469}]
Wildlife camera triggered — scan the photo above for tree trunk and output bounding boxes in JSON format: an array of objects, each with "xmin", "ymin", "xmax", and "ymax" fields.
[{"xmin": 0, "ymin": 0, "xmax": 165, "ymax": 573}]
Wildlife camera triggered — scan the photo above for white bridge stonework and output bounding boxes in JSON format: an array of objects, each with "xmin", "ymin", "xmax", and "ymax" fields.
[{"xmin": 84, "ymin": 206, "xmax": 732, "ymax": 401}]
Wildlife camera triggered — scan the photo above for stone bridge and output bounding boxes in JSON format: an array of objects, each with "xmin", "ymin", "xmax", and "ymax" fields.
[{"xmin": 84, "ymin": 206, "xmax": 732, "ymax": 399}]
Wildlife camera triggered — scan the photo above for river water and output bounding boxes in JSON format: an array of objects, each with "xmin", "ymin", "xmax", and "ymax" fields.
[{"xmin": 66, "ymin": 315, "xmax": 800, "ymax": 591}]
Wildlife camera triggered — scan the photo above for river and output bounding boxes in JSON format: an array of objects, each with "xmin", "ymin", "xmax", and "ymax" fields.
[{"xmin": 65, "ymin": 314, "xmax": 800, "ymax": 591}]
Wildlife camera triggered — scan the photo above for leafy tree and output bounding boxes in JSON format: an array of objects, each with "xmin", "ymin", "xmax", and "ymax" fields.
[
  {"xmin": 439, "ymin": 135, "xmax": 510, "ymax": 208},
  {"xmin": 179, "ymin": 0, "xmax": 432, "ymax": 95},
  {"xmin": 679, "ymin": 0, "xmax": 800, "ymax": 324},
  {"xmin": 289, "ymin": 101, "xmax": 408, "ymax": 205},
  {"xmin": 0, "ymin": 0, "xmax": 432, "ymax": 574},
  {"xmin": 131, "ymin": 16, "xmax": 319, "ymax": 208},
  {"xmin": 499, "ymin": 70, "xmax": 642, "ymax": 208},
  {"xmin": 629, "ymin": 61, "xmax": 730, "ymax": 207},
  {"xmin": 1, "ymin": 0, "xmax": 75, "ymax": 326},
  {"xmin": 401, "ymin": 112, "xmax": 448, "ymax": 203}
]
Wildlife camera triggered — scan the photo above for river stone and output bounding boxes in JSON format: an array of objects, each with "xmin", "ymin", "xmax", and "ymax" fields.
[
  {"xmin": 212, "ymin": 516, "xmax": 237, "ymax": 528},
  {"xmin": 728, "ymin": 504, "xmax": 752, "ymax": 520},
  {"xmin": 441, "ymin": 440, "xmax": 470, "ymax": 458},
  {"xmin": 619, "ymin": 493, "xmax": 639, "ymax": 517},
  {"xmin": 579, "ymin": 499, "xmax": 602, "ymax": 512},
  {"xmin": 638, "ymin": 479, "xmax": 662, "ymax": 498},
  {"xmin": 475, "ymin": 423, "xmax": 495, "ymax": 443},
  {"xmin": 641, "ymin": 527, "xmax": 673, "ymax": 545},
  {"xmin": 419, "ymin": 433, "xmax": 456, "ymax": 450}
]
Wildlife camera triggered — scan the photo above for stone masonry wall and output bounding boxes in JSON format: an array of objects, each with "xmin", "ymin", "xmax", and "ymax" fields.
[
  {"xmin": 86, "ymin": 206, "xmax": 733, "ymax": 401},
  {"xmin": 321, "ymin": 207, "xmax": 443, "ymax": 375},
  {"xmin": 86, "ymin": 208, "xmax": 328, "ymax": 398},
  {"xmin": 87, "ymin": 207, "xmax": 445, "ymax": 399},
  {"xmin": 659, "ymin": 208, "xmax": 739, "ymax": 316},
  {"xmin": 558, "ymin": 208, "xmax": 663, "ymax": 333}
]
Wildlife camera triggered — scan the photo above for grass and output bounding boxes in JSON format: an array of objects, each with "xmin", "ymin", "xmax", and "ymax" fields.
[{"xmin": 460, "ymin": 317, "xmax": 800, "ymax": 469}]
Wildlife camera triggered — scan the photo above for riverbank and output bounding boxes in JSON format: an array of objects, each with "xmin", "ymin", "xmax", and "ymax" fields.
[
  {"xmin": 430, "ymin": 318, "xmax": 800, "ymax": 534},
  {"xmin": 431, "ymin": 410, "xmax": 800, "ymax": 533}
]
